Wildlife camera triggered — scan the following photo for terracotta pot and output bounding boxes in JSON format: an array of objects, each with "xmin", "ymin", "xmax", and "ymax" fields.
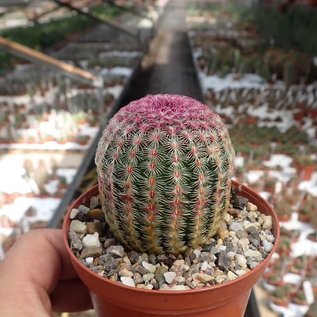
[
  {"xmin": 277, "ymin": 214, "xmax": 291, "ymax": 222},
  {"xmin": 301, "ymin": 165, "xmax": 316, "ymax": 181},
  {"xmin": 63, "ymin": 181, "xmax": 280, "ymax": 317},
  {"xmin": 298, "ymin": 213, "xmax": 311, "ymax": 223},
  {"xmin": 309, "ymin": 0, "xmax": 317, "ymax": 7}
]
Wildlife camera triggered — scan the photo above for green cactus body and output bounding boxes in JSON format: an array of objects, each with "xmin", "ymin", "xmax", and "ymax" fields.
[{"xmin": 95, "ymin": 94, "xmax": 235, "ymax": 255}]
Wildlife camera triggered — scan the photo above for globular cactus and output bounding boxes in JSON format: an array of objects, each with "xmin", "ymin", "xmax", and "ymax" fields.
[{"xmin": 95, "ymin": 94, "xmax": 235, "ymax": 255}]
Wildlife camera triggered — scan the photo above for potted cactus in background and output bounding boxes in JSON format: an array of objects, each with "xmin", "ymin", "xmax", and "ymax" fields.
[{"xmin": 63, "ymin": 94, "xmax": 280, "ymax": 317}]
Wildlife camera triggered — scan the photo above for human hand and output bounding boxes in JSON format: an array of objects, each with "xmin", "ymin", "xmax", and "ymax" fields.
[{"xmin": 0, "ymin": 229, "xmax": 92, "ymax": 317}]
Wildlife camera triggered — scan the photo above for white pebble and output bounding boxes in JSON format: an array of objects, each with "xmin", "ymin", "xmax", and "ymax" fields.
[
  {"xmin": 244, "ymin": 250, "xmax": 262, "ymax": 261},
  {"xmin": 243, "ymin": 221, "xmax": 254, "ymax": 231},
  {"xmin": 227, "ymin": 271, "xmax": 237, "ymax": 281},
  {"xmin": 193, "ymin": 249, "xmax": 201, "ymax": 259},
  {"xmin": 119, "ymin": 269, "xmax": 133, "ymax": 278},
  {"xmin": 250, "ymin": 261, "xmax": 259, "ymax": 269},
  {"xmin": 175, "ymin": 276, "xmax": 186, "ymax": 285},
  {"xmin": 227, "ymin": 251, "xmax": 236, "ymax": 260},
  {"xmin": 142, "ymin": 261, "xmax": 156, "ymax": 273},
  {"xmin": 246, "ymin": 202, "xmax": 257, "ymax": 212},
  {"xmin": 82, "ymin": 232, "xmax": 101, "ymax": 248},
  {"xmin": 70, "ymin": 208, "xmax": 80, "ymax": 219},
  {"xmin": 164, "ymin": 271, "xmax": 176, "ymax": 284},
  {"xmin": 143, "ymin": 273, "xmax": 155, "ymax": 282},
  {"xmin": 200, "ymin": 261, "xmax": 208, "ymax": 271},
  {"xmin": 235, "ymin": 254, "xmax": 247, "ymax": 269},
  {"xmin": 218, "ymin": 245, "xmax": 226, "ymax": 252},
  {"xmin": 193, "ymin": 273, "xmax": 213, "ymax": 283},
  {"xmin": 78, "ymin": 204, "xmax": 90, "ymax": 213},
  {"xmin": 263, "ymin": 241, "xmax": 273, "ymax": 253},
  {"xmin": 121, "ymin": 277, "xmax": 135, "ymax": 287},
  {"xmin": 70, "ymin": 220, "xmax": 87, "ymax": 234},
  {"xmin": 136, "ymin": 284, "xmax": 145, "ymax": 289},
  {"xmin": 85, "ymin": 257, "xmax": 94, "ymax": 264},
  {"xmin": 238, "ymin": 238, "xmax": 250, "ymax": 252},
  {"xmin": 266, "ymin": 234, "xmax": 275, "ymax": 243},
  {"xmin": 262, "ymin": 215, "xmax": 273, "ymax": 230},
  {"xmin": 236, "ymin": 270, "xmax": 247, "ymax": 277},
  {"xmin": 174, "ymin": 259, "xmax": 185, "ymax": 267}
]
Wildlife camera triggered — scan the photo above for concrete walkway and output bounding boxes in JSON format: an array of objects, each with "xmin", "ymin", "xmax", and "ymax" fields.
[
  {"xmin": 146, "ymin": 0, "xmax": 202, "ymax": 99},
  {"xmin": 120, "ymin": 0, "xmax": 203, "ymax": 105}
]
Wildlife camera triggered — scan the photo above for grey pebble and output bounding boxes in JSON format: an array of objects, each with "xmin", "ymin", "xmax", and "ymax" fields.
[
  {"xmin": 202, "ymin": 241, "xmax": 216, "ymax": 252},
  {"xmin": 80, "ymin": 246, "xmax": 103, "ymax": 259},
  {"xmin": 232, "ymin": 195, "xmax": 248, "ymax": 210},
  {"xmin": 69, "ymin": 230, "xmax": 83, "ymax": 251},
  {"xmin": 90, "ymin": 196, "xmax": 99, "ymax": 209},
  {"xmin": 229, "ymin": 222, "xmax": 244, "ymax": 233},
  {"xmin": 154, "ymin": 266, "xmax": 168, "ymax": 285},
  {"xmin": 128, "ymin": 250, "xmax": 140, "ymax": 264},
  {"xmin": 133, "ymin": 272, "xmax": 144, "ymax": 285},
  {"xmin": 78, "ymin": 204, "xmax": 90, "ymax": 214},
  {"xmin": 148, "ymin": 254, "xmax": 157, "ymax": 265},
  {"xmin": 107, "ymin": 245, "xmax": 124, "ymax": 258},
  {"xmin": 104, "ymin": 238, "xmax": 116, "ymax": 249},
  {"xmin": 236, "ymin": 229, "xmax": 248, "ymax": 239},
  {"xmin": 249, "ymin": 232, "xmax": 261, "ymax": 247},
  {"xmin": 217, "ymin": 251, "xmax": 231, "ymax": 271},
  {"xmin": 135, "ymin": 264, "xmax": 149, "ymax": 275}
]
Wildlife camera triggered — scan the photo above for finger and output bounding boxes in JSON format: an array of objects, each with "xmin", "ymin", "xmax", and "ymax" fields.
[
  {"xmin": 50, "ymin": 279, "xmax": 93, "ymax": 312},
  {"xmin": 1, "ymin": 229, "xmax": 78, "ymax": 292},
  {"xmin": 0, "ymin": 228, "xmax": 93, "ymax": 315}
]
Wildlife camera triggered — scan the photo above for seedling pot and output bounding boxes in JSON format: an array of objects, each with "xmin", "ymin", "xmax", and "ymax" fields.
[{"xmin": 63, "ymin": 181, "xmax": 280, "ymax": 317}]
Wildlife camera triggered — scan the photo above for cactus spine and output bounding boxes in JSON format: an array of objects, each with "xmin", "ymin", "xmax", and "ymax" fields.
[{"xmin": 95, "ymin": 94, "xmax": 235, "ymax": 255}]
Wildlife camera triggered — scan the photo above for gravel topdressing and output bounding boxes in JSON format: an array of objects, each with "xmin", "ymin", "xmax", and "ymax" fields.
[{"xmin": 68, "ymin": 189, "xmax": 275, "ymax": 291}]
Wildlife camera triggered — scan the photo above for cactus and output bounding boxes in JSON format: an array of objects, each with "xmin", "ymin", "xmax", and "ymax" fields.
[{"xmin": 95, "ymin": 94, "xmax": 235, "ymax": 255}]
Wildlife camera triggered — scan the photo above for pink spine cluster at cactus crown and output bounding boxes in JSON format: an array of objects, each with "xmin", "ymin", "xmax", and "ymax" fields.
[{"xmin": 108, "ymin": 94, "xmax": 226, "ymax": 134}]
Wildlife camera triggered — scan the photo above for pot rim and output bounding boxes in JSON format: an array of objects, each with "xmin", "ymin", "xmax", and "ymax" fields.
[{"xmin": 63, "ymin": 180, "xmax": 280, "ymax": 295}]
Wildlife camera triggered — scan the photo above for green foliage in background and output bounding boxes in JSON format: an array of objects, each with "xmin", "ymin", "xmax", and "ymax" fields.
[
  {"xmin": 0, "ymin": 4, "xmax": 122, "ymax": 73},
  {"xmin": 230, "ymin": 125, "xmax": 312, "ymax": 161},
  {"xmin": 253, "ymin": 5, "xmax": 317, "ymax": 57},
  {"xmin": 225, "ymin": 2, "xmax": 317, "ymax": 57},
  {"xmin": 189, "ymin": 1, "xmax": 317, "ymax": 57}
]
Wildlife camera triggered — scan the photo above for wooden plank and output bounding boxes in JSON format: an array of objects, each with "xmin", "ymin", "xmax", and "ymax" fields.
[
  {"xmin": 0, "ymin": 36, "xmax": 99, "ymax": 86},
  {"xmin": 52, "ymin": 0, "xmax": 138, "ymax": 38}
]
